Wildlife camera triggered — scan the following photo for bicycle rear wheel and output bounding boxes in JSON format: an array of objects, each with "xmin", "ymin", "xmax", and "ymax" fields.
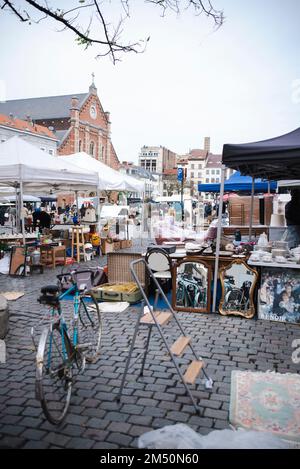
[
  {"xmin": 35, "ymin": 323, "xmax": 73, "ymax": 425},
  {"xmin": 78, "ymin": 292, "xmax": 102, "ymax": 363}
]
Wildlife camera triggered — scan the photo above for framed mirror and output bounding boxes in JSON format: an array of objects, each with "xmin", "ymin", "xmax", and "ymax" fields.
[
  {"xmin": 219, "ymin": 259, "xmax": 258, "ymax": 318},
  {"xmin": 9, "ymin": 246, "xmax": 26, "ymax": 276},
  {"xmin": 172, "ymin": 258, "xmax": 211, "ymax": 313}
]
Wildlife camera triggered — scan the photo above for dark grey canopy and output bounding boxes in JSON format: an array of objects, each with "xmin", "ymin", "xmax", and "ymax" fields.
[{"xmin": 222, "ymin": 127, "xmax": 300, "ymax": 180}]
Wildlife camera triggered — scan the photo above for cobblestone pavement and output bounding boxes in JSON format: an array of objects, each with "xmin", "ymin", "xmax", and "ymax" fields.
[{"xmin": 0, "ymin": 249, "xmax": 300, "ymax": 449}]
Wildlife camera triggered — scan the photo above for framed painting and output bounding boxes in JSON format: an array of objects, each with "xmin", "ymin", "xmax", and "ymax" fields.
[
  {"xmin": 258, "ymin": 267, "xmax": 300, "ymax": 324},
  {"xmin": 219, "ymin": 259, "xmax": 258, "ymax": 319},
  {"xmin": 172, "ymin": 258, "xmax": 211, "ymax": 313}
]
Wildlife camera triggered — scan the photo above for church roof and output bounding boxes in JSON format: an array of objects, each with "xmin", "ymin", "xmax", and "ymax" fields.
[{"xmin": 0, "ymin": 93, "xmax": 88, "ymax": 120}]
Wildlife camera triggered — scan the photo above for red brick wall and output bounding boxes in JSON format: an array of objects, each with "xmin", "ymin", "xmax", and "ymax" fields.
[
  {"xmin": 110, "ymin": 143, "xmax": 121, "ymax": 170},
  {"xmin": 79, "ymin": 95, "xmax": 108, "ymax": 130},
  {"xmin": 58, "ymin": 93, "xmax": 120, "ymax": 169}
]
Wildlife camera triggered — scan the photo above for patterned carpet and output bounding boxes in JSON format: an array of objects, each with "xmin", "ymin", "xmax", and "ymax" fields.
[{"xmin": 230, "ymin": 370, "xmax": 300, "ymax": 442}]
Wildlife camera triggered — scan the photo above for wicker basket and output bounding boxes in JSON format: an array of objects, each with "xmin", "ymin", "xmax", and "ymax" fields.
[{"xmin": 107, "ymin": 252, "xmax": 145, "ymax": 285}]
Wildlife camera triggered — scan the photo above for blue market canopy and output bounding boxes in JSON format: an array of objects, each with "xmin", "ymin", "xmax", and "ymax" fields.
[
  {"xmin": 222, "ymin": 127, "xmax": 300, "ymax": 180},
  {"xmin": 198, "ymin": 171, "xmax": 277, "ymax": 193}
]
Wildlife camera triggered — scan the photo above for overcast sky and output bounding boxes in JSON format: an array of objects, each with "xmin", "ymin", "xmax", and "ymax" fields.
[{"xmin": 0, "ymin": 0, "xmax": 300, "ymax": 163}]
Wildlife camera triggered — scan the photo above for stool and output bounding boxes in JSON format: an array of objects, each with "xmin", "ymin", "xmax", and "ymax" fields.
[
  {"xmin": 29, "ymin": 263, "xmax": 44, "ymax": 274},
  {"xmin": 71, "ymin": 226, "xmax": 86, "ymax": 263},
  {"xmin": 40, "ymin": 245, "xmax": 66, "ymax": 269}
]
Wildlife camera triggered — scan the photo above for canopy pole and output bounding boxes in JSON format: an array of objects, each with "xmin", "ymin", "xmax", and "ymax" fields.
[
  {"xmin": 96, "ymin": 188, "xmax": 101, "ymax": 234},
  {"xmin": 249, "ymin": 177, "xmax": 255, "ymax": 240},
  {"xmin": 140, "ymin": 191, "xmax": 144, "ymax": 246},
  {"xmin": 212, "ymin": 165, "xmax": 225, "ymax": 313},
  {"xmin": 19, "ymin": 177, "xmax": 26, "ymax": 246},
  {"xmin": 14, "ymin": 185, "xmax": 18, "ymax": 234},
  {"xmin": 75, "ymin": 190, "xmax": 79, "ymax": 218}
]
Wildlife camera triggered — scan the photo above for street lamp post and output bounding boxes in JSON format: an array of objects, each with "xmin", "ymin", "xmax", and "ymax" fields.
[{"xmin": 177, "ymin": 167, "xmax": 184, "ymax": 227}]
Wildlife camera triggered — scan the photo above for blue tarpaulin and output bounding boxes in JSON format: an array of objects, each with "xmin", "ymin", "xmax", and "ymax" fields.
[{"xmin": 198, "ymin": 171, "xmax": 277, "ymax": 193}]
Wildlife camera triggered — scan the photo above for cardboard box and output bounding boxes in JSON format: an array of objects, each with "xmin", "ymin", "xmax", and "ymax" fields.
[
  {"xmin": 101, "ymin": 239, "xmax": 114, "ymax": 254},
  {"xmin": 120, "ymin": 239, "xmax": 132, "ymax": 249}
]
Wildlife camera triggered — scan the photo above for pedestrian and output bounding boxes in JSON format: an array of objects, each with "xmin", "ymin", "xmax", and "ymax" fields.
[
  {"xmin": 80, "ymin": 204, "xmax": 86, "ymax": 219},
  {"xmin": 0, "ymin": 206, "xmax": 6, "ymax": 226},
  {"xmin": 38, "ymin": 208, "xmax": 51, "ymax": 230}
]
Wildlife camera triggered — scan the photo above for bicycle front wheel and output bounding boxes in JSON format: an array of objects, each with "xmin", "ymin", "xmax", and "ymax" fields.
[
  {"xmin": 35, "ymin": 324, "xmax": 73, "ymax": 425},
  {"xmin": 78, "ymin": 293, "xmax": 102, "ymax": 363}
]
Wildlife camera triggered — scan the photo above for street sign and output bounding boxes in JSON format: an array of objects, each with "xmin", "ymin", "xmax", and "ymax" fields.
[{"xmin": 177, "ymin": 167, "xmax": 183, "ymax": 182}]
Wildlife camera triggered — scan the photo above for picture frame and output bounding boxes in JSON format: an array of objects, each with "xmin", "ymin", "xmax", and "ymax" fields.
[
  {"xmin": 172, "ymin": 258, "xmax": 211, "ymax": 313},
  {"xmin": 258, "ymin": 267, "xmax": 300, "ymax": 325},
  {"xmin": 219, "ymin": 259, "xmax": 258, "ymax": 319}
]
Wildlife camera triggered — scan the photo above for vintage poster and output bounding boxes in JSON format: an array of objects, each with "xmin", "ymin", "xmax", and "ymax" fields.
[{"xmin": 258, "ymin": 267, "xmax": 300, "ymax": 324}]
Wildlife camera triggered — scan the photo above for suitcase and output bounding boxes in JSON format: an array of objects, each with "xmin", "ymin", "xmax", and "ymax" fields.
[{"xmin": 92, "ymin": 282, "xmax": 142, "ymax": 304}]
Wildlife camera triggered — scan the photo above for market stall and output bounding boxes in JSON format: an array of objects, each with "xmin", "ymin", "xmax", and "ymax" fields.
[
  {"xmin": 210, "ymin": 126, "xmax": 300, "ymax": 324},
  {"xmin": 59, "ymin": 152, "xmax": 145, "ymax": 192},
  {"xmin": 0, "ymin": 136, "xmax": 100, "ymax": 271}
]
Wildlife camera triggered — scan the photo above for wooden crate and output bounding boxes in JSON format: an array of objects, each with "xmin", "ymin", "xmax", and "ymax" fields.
[{"xmin": 107, "ymin": 252, "xmax": 145, "ymax": 285}]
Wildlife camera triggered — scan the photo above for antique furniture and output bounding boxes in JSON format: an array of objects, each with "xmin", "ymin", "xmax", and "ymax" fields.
[
  {"xmin": 40, "ymin": 245, "xmax": 66, "ymax": 269},
  {"xmin": 71, "ymin": 226, "xmax": 86, "ymax": 262}
]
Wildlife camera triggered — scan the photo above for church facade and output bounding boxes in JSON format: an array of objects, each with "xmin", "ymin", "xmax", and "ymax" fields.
[{"xmin": 0, "ymin": 80, "xmax": 120, "ymax": 170}]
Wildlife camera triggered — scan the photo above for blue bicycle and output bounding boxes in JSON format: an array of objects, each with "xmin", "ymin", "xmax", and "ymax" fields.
[{"xmin": 34, "ymin": 269, "xmax": 102, "ymax": 425}]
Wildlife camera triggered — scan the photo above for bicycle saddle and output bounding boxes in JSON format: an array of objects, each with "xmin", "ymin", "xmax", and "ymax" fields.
[{"xmin": 41, "ymin": 285, "xmax": 60, "ymax": 295}]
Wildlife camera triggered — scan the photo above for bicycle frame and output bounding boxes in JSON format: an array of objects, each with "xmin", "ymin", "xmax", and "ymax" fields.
[{"xmin": 46, "ymin": 283, "xmax": 81, "ymax": 367}]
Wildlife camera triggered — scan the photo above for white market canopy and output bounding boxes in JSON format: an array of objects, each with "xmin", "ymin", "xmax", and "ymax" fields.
[
  {"xmin": 100, "ymin": 204, "xmax": 129, "ymax": 218},
  {"xmin": 2, "ymin": 194, "xmax": 41, "ymax": 203},
  {"xmin": 60, "ymin": 152, "xmax": 145, "ymax": 193},
  {"xmin": 0, "ymin": 136, "xmax": 99, "ymax": 192}
]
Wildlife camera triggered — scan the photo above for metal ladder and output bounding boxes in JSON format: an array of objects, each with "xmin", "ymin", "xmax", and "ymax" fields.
[{"xmin": 117, "ymin": 258, "xmax": 213, "ymax": 414}]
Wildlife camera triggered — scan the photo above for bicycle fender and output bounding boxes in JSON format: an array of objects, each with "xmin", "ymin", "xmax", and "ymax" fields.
[{"xmin": 35, "ymin": 327, "xmax": 49, "ymax": 400}]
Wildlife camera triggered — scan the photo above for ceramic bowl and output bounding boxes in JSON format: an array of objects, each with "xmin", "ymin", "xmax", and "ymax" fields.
[
  {"xmin": 275, "ymin": 256, "xmax": 286, "ymax": 263},
  {"xmin": 262, "ymin": 255, "xmax": 273, "ymax": 262},
  {"xmin": 272, "ymin": 248, "xmax": 288, "ymax": 258}
]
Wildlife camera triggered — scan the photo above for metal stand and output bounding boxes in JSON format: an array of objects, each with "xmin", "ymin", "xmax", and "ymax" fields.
[{"xmin": 116, "ymin": 259, "xmax": 213, "ymax": 414}]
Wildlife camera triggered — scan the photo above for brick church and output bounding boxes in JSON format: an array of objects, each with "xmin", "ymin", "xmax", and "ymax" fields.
[{"xmin": 0, "ymin": 78, "xmax": 120, "ymax": 169}]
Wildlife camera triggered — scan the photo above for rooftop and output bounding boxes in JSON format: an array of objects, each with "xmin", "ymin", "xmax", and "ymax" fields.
[
  {"xmin": 0, "ymin": 93, "xmax": 88, "ymax": 120},
  {"xmin": 0, "ymin": 113, "xmax": 57, "ymax": 140},
  {"xmin": 189, "ymin": 149, "xmax": 208, "ymax": 160},
  {"xmin": 206, "ymin": 153, "xmax": 222, "ymax": 167}
]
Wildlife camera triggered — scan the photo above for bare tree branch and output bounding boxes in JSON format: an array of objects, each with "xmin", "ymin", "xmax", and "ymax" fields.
[
  {"xmin": 0, "ymin": 0, "xmax": 224, "ymax": 63},
  {"xmin": 1, "ymin": 0, "xmax": 28, "ymax": 21}
]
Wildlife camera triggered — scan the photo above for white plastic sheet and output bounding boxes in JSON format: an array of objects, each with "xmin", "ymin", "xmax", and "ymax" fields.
[
  {"xmin": 138, "ymin": 424, "xmax": 290, "ymax": 449},
  {"xmin": 0, "ymin": 254, "xmax": 10, "ymax": 275}
]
